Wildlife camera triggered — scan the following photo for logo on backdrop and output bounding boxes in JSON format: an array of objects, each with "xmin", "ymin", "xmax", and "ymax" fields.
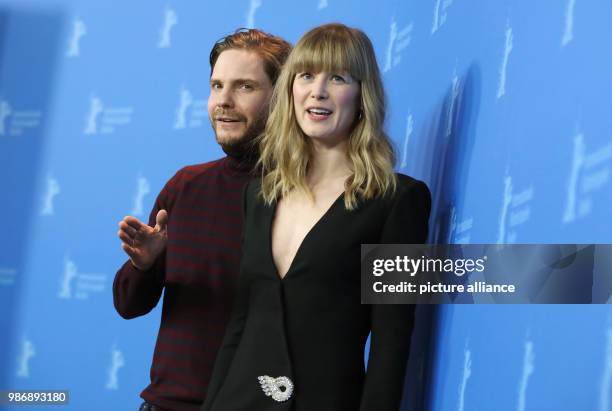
[
  {"xmin": 400, "ymin": 112, "xmax": 414, "ymax": 169},
  {"xmin": 84, "ymin": 96, "xmax": 104, "ymax": 134},
  {"xmin": 446, "ymin": 205, "xmax": 474, "ymax": 244},
  {"xmin": 457, "ymin": 339, "xmax": 471, "ymax": 411},
  {"xmin": 562, "ymin": 128, "xmax": 611, "ymax": 223},
  {"xmin": 0, "ymin": 99, "xmax": 12, "ymax": 135},
  {"xmin": 246, "ymin": 0, "xmax": 262, "ymax": 28},
  {"xmin": 66, "ymin": 18, "xmax": 87, "ymax": 57},
  {"xmin": 16, "ymin": 338, "xmax": 36, "ymax": 378},
  {"xmin": 0, "ymin": 99, "xmax": 42, "ymax": 136},
  {"xmin": 497, "ymin": 166, "xmax": 535, "ymax": 244},
  {"xmin": 158, "ymin": 7, "xmax": 177, "ymax": 49},
  {"xmin": 84, "ymin": 95, "xmax": 133, "ymax": 135},
  {"xmin": 173, "ymin": 86, "xmax": 206, "ymax": 129},
  {"xmin": 496, "ymin": 19, "xmax": 513, "ymax": 99},
  {"xmin": 446, "ymin": 66, "xmax": 460, "ymax": 138},
  {"xmin": 41, "ymin": 175, "xmax": 61, "ymax": 216},
  {"xmin": 317, "ymin": 0, "xmax": 328, "ymax": 10},
  {"xmin": 561, "ymin": 0, "xmax": 576, "ymax": 47},
  {"xmin": 58, "ymin": 258, "xmax": 78, "ymax": 299},
  {"xmin": 383, "ymin": 16, "xmax": 413, "ymax": 73},
  {"xmin": 431, "ymin": 0, "xmax": 454, "ymax": 34},
  {"xmin": 0, "ymin": 267, "xmax": 17, "ymax": 286},
  {"xmin": 105, "ymin": 344, "xmax": 125, "ymax": 390},
  {"xmin": 517, "ymin": 337, "xmax": 535, "ymax": 411},
  {"xmin": 600, "ymin": 327, "xmax": 612, "ymax": 411},
  {"xmin": 58, "ymin": 257, "xmax": 107, "ymax": 300},
  {"xmin": 131, "ymin": 175, "xmax": 151, "ymax": 217}
]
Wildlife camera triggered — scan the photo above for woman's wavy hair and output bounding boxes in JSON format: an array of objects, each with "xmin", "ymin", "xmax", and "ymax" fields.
[{"xmin": 259, "ymin": 23, "xmax": 397, "ymax": 210}]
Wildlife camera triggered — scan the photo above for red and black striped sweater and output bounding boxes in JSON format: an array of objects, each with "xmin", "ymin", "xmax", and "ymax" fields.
[{"xmin": 113, "ymin": 156, "xmax": 254, "ymax": 411}]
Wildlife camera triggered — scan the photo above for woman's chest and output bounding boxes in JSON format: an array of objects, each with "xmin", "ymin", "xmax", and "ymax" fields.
[
  {"xmin": 243, "ymin": 196, "xmax": 388, "ymax": 282},
  {"xmin": 271, "ymin": 192, "xmax": 344, "ymax": 278}
]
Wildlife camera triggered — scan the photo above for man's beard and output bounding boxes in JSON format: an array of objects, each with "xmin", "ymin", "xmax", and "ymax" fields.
[{"xmin": 213, "ymin": 111, "xmax": 266, "ymax": 163}]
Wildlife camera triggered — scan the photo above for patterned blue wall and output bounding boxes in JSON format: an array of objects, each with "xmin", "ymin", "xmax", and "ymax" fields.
[{"xmin": 0, "ymin": 0, "xmax": 610, "ymax": 410}]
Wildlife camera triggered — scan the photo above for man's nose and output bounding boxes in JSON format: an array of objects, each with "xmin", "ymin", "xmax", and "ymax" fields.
[{"xmin": 215, "ymin": 88, "xmax": 234, "ymax": 108}]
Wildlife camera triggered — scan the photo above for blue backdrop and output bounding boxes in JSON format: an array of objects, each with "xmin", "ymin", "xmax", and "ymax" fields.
[{"xmin": 1, "ymin": 0, "xmax": 610, "ymax": 410}]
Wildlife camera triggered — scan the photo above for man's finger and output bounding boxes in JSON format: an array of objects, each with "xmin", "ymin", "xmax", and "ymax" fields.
[
  {"xmin": 118, "ymin": 230, "xmax": 134, "ymax": 245},
  {"xmin": 118, "ymin": 221, "xmax": 138, "ymax": 237},
  {"xmin": 155, "ymin": 210, "xmax": 168, "ymax": 232},
  {"xmin": 123, "ymin": 216, "xmax": 147, "ymax": 231},
  {"xmin": 121, "ymin": 242, "xmax": 137, "ymax": 257}
]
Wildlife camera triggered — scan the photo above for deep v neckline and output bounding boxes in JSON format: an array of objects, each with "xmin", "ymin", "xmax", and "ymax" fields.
[{"xmin": 269, "ymin": 192, "xmax": 345, "ymax": 281}]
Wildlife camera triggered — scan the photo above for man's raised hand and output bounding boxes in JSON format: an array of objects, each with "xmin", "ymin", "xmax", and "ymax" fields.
[{"xmin": 118, "ymin": 210, "xmax": 168, "ymax": 271}]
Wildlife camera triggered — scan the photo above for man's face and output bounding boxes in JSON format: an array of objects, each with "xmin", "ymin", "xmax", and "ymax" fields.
[{"xmin": 208, "ymin": 49, "xmax": 273, "ymax": 154}]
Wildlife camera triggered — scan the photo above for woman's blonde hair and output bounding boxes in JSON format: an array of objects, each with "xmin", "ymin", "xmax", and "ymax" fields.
[{"xmin": 259, "ymin": 23, "xmax": 396, "ymax": 209}]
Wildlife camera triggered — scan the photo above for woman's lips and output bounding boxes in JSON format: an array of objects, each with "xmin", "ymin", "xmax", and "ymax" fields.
[{"xmin": 306, "ymin": 108, "xmax": 333, "ymax": 121}]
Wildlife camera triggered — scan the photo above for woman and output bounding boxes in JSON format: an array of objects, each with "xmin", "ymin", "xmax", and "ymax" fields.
[{"xmin": 201, "ymin": 23, "xmax": 430, "ymax": 411}]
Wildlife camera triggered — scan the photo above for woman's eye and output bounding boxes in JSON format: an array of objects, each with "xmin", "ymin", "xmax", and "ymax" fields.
[
  {"xmin": 299, "ymin": 72, "xmax": 313, "ymax": 80},
  {"xmin": 331, "ymin": 74, "xmax": 346, "ymax": 82}
]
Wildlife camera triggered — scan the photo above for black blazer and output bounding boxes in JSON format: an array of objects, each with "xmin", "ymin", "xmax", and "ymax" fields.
[{"xmin": 201, "ymin": 174, "xmax": 431, "ymax": 411}]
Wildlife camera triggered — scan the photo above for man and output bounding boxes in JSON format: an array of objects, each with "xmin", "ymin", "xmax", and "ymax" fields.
[{"xmin": 113, "ymin": 29, "xmax": 291, "ymax": 411}]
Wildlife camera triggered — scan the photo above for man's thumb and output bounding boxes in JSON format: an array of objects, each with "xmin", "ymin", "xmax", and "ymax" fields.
[{"xmin": 155, "ymin": 209, "xmax": 168, "ymax": 232}]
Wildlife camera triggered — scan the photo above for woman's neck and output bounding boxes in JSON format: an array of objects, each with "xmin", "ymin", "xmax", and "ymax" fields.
[{"xmin": 307, "ymin": 140, "xmax": 352, "ymax": 189}]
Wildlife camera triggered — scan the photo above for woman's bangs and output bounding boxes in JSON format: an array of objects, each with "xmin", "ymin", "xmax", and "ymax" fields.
[{"xmin": 290, "ymin": 33, "xmax": 362, "ymax": 79}]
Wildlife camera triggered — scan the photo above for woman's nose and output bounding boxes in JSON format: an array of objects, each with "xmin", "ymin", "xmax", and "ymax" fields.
[{"xmin": 310, "ymin": 77, "xmax": 329, "ymax": 100}]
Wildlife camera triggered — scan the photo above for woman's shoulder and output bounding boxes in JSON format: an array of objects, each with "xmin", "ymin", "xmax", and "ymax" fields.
[
  {"xmin": 393, "ymin": 173, "xmax": 431, "ymax": 199},
  {"xmin": 242, "ymin": 177, "xmax": 267, "ymax": 214},
  {"xmin": 360, "ymin": 173, "xmax": 430, "ymax": 216},
  {"xmin": 244, "ymin": 177, "xmax": 262, "ymax": 197}
]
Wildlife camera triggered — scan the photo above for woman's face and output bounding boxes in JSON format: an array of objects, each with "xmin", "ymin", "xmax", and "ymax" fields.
[{"xmin": 292, "ymin": 70, "xmax": 360, "ymax": 145}]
